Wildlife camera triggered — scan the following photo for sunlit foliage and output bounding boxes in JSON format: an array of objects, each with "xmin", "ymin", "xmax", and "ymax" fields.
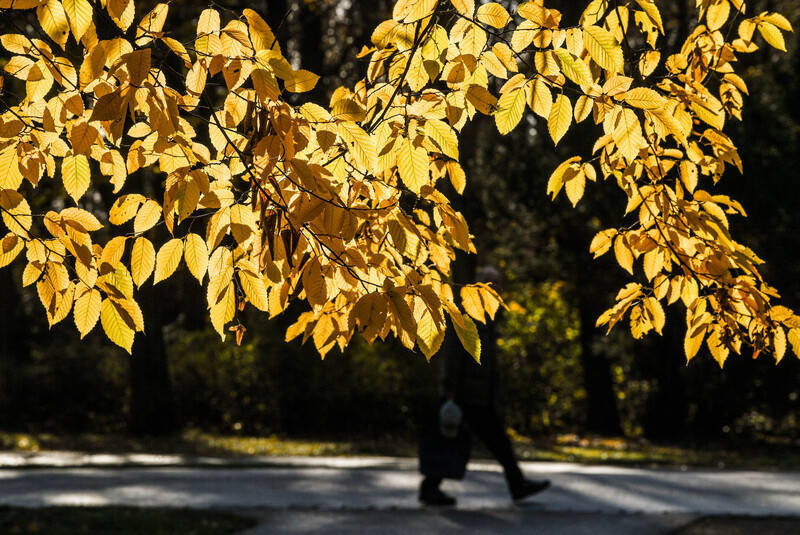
[{"xmin": 0, "ymin": 0, "xmax": 795, "ymax": 366}]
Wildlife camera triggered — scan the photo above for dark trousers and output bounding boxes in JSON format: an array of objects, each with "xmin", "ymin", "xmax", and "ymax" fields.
[{"xmin": 421, "ymin": 402, "xmax": 523, "ymax": 492}]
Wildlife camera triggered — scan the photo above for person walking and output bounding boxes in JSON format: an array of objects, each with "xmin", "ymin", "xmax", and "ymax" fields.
[{"xmin": 418, "ymin": 266, "xmax": 551, "ymax": 506}]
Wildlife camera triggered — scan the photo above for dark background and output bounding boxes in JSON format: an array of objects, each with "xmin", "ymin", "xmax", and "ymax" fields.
[{"xmin": 1, "ymin": 0, "xmax": 799, "ymax": 446}]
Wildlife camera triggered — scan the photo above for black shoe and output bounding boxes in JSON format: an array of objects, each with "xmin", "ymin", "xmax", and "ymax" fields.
[
  {"xmin": 419, "ymin": 487, "xmax": 457, "ymax": 506},
  {"xmin": 510, "ymin": 478, "xmax": 550, "ymax": 501}
]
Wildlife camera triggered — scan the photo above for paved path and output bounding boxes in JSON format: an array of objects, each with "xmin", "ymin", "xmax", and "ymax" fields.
[{"xmin": 0, "ymin": 453, "xmax": 798, "ymax": 533}]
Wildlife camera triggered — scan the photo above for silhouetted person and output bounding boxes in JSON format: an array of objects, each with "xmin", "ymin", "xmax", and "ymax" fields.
[{"xmin": 418, "ymin": 267, "xmax": 550, "ymax": 506}]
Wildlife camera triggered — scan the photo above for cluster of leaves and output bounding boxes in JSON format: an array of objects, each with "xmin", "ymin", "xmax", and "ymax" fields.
[{"xmin": 0, "ymin": 0, "xmax": 795, "ymax": 366}]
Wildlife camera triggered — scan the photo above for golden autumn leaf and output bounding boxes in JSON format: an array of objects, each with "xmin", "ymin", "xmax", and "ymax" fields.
[
  {"xmin": 548, "ymin": 94, "xmax": 572, "ymax": 145},
  {"xmin": 0, "ymin": 190, "xmax": 32, "ymax": 237},
  {"xmin": 238, "ymin": 267, "xmax": 268, "ymax": 311},
  {"xmin": 583, "ymin": 25, "xmax": 623, "ymax": 73},
  {"xmin": 130, "ymin": 236, "xmax": 155, "ymax": 287},
  {"xmin": 100, "ymin": 297, "xmax": 135, "ymax": 353},
  {"xmin": 285, "ymin": 69, "xmax": 320, "ymax": 93},
  {"xmin": 62, "ymin": 0, "xmax": 93, "ymax": 42},
  {"xmin": 397, "ymin": 137, "xmax": 429, "ymax": 194},
  {"xmin": 477, "ymin": 2, "xmax": 511, "ymax": 29},
  {"xmin": 0, "ymin": 147, "xmax": 23, "ymax": 190},
  {"xmin": 133, "ymin": 200, "xmax": 162, "ymax": 234},
  {"xmin": 184, "ymin": 233, "xmax": 209, "ymax": 283},
  {"xmin": 37, "ymin": 0, "xmax": 70, "ymax": 49},
  {"xmin": 424, "ymin": 119, "xmax": 459, "ymax": 159},
  {"xmin": 494, "ymin": 86, "xmax": 526, "ymax": 135},
  {"xmin": 61, "ymin": 154, "xmax": 90, "ymax": 202},
  {"xmin": 153, "ymin": 238, "xmax": 183, "ymax": 285},
  {"xmin": 450, "ymin": 0, "xmax": 474, "ymax": 17},
  {"xmin": 0, "ymin": 233, "xmax": 23, "ymax": 268},
  {"xmin": 74, "ymin": 287, "xmax": 101, "ymax": 338},
  {"xmin": 451, "ymin": 308, "xmax": 481, "ymax": 363},
  {"xmin": 614, "ymin": 234, "xmax": 634, "ymax": 274}
]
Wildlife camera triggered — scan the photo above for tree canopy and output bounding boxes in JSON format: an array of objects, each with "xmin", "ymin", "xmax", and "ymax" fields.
[{"xmin": 0, "ymin": 0, "xmax": 796, "ymax": 366}]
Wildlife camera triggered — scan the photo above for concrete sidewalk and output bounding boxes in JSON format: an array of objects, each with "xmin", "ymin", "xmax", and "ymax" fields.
[{"xmin": 1, "ymin": 452, "xmax": 798, "ymax": 533}]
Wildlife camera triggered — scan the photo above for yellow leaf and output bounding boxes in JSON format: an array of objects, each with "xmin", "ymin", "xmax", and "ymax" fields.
[
  {"xmin": 583, "ymin": 25, "xmax": 624, "ymax": 73},
  {"xmin": 109, "ymin": 194, "xmax": 145, "ymax": 225},
  {"xmin": 184, "ymin": 233, "xmax": 209, "ymax": 283},
  {"xmin": 758, "ymin": 21, "xmax": 786, "ymax": 51},
  {"xmin": 0, "ymin": 0, "xmax": 46, "ymax": 7},
  {"xmin": 133, "ymin": 199, "xmax": 162, "ymax": 234},
  {"xmin": 612, "ymin": 108, "xmax": 645, "ymax": 163},
  {"xmin": 553, "ymin": 48, "xmax": 593, "ymax": 87},
  {"xmin": 451, "ymin": 309, "xmax": 481, "ymax": 363},
  {"xmin": 0, "ymin": 147, "xmax": 23, "ymax": 190},
  {"xmin": 397, "ymin": 137, "xmax": 429, "ymax": 194},
  {"xmin": 338, "ymin": 121, "xmax": 376, "ymax": 173},
  {"xmin": 61, "ymin": 154, "xmax": 90, "ymax": 202},
  {"xmin": 0, "ymin": 190, "xmax": 32, "ymax": 237},
  {"xmin": 153, "ymin": 238, "xmax": 183, "ymax": 285},
  {"xmin": 679, "ymin": 161, "xmax": 698, "ymax": 193},
  {"xmin": 285, "ymin": 69, "xmax": 320, "ymax": 93},
  {"xmin": 424, "ymin": 119, "xmax": 459, "ymax": 159},
  {"xmin": 238, "ymin": 267, "xmax": 268, "ymax": 311},
  {"xmin": 494, "ymin": 86, "xmax": 526, "ymax": 135},
  {"xmin": 477, "ymin": 2, "xmax": 511, "ymax": 29},
  {"xmin": 0, "ymin": 233, "xmax": 23, "ymax": 268},
  {"xmin": 301, "ymin": 257, "xmax": 327, "ymax": 307},
  {"xmin": 130, "ymin": 236, "xmax": 155, "ymax": 287},
  {"xmin": 634, "ymin": 0, "xmax": 664, "ymax": 33},
  {"xmin": 707, "ymin": 329, "xmax": 729, "ymax": 367},
  {"xmin": 107, "ymin": 0, "xmax": 134, "ymax": 31},
  {"xmin": 546, "ymin": 156, "xmax": 580, "ymax": 199},
  {"xmin": 590, "ymin": 229, "xmax": 617, "ymax": 258},
  {"xmin": 774, "ymin": 325, "xmax": 787, "ymax": 363},
  {"xmin": 622, "ymin": 87, "xmax": 666, "ymax": 110},
  {"xmin": 136, "ymin": 3, "xmax": 168, "ymax": 45},
  {"xmin": 196, "ymin": 7, "xmax": 219, "ymax": 35},
  {"xmin": 461, "ymin": 285, "xmax": 485, "ymax": 323},
  {"xmin": 614, "ymin": 234, "xmax": 634, "ymax": 274},
  {"xmin": 638, "ymin": 50, "xmax": 660, "ymax": 77},
  {"xmin": 643, "ymin": 296, "xmax": 665, "ymax": 335},
  {"xmin": 465, "ymin": 84, "xmax": 498, "ymax": 114},
  {"xmin": 450, "ymin": 0, "xmax": 474, "ymax": 16},
  {"xmin": 446, "ymin": 160, "xmax": 466, "ymax": 194},
  {"xmin": 403, "ymin": 0, "xmax": 436, "ymax": 23},
  {"xmin": 100, "ymin": 236, "xmax": 127, "ymax": 270},
  {"xmin": 548, "ymin": 94, "xmax": 572, "ymax": 145},
  {"xmin": 415, "ymin": 304, "xmax": 444, "ymax": 360},
  {"xmin": 762, "ymin": 12, "xmax": 793, "ymax": 32},
  {"xmin": 229, "ymin": 204, "xmax": 256, "ymax": 245},
  {"xmin": 684, "ymin": 323, "xmax": 707, "ymax": 362},
  {"xmin": 37, "ymin": 0, "xmax": 69, "ymax": 49},
  {"xmin": 564, "ymin": 169, "xmax": 586, "ymax": 207},
  {"xmin": 787, "ymin": 328, "xmax": 800, "ymax": 359},
  {"xmin": 100, "ymin": 297, "xmax": 135, "ymax": 353},
  {"xmin": 62, "ymin": 0, "xmax": 93, "ymax": 42},
  {"xmin": 528, "ymin": 77, "xmax": 552, "ymax": 118},
  {"xmin": 706, "ymin": 0, "xmax": 730, "ymax": 31},
  {"xmin": 574, "ymin": 95, "xmax": 593, "ymax": 123},
  {"xmin": 74, "ymin": 287, "xmax": 101, "ymax": 338}
]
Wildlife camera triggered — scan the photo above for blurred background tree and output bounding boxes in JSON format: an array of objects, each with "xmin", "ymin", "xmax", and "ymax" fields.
[{"xmin": 1, "ymin": 0, "xmax": 799, "ymax": 445}]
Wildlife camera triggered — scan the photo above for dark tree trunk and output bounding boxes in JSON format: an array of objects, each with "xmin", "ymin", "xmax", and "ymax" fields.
[
  {"xmin": 127, "ymin": 283, "xmax": 176, "ymax": 436},
  {"xmin": 642, "ymin": 317, "xmax": 689, "ymax": 439},
  {"xmin": 577, "ymin": 290, "xmax": 623, "ymax": 435}
]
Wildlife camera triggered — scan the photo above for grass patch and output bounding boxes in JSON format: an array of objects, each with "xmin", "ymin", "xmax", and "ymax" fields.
[
  {"xmin": 673, "ymin": 516, "xmax": 800, "ymax": 535},
  {"xmin": 0, "ymin": 506, "xmax": 256, "ymax": 535},
  {"xmin": 3, "ymin": 429, "xmax": 800, "ymax": 470}
]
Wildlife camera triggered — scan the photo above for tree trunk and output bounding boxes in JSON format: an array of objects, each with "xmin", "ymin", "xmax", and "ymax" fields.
[
  {"xmin": 127, "ymin": 283, "xmax": 176, "ymax": 436},
  {"xmin": 577, "ymin": 290, "xmax": 623, "ymax": 435}
]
